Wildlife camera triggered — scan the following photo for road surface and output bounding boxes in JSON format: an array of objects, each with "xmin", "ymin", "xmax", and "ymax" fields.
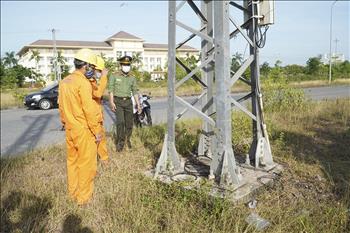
[{"xmin": 1, "ymin": 85, "xmax": 349, "ymax": 157}]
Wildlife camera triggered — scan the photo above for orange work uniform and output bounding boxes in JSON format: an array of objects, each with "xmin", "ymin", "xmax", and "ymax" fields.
[
  {"xmin": 59, "ymin": 70, "xmax": 101, "ymax": 205},
  {"xmin": 90, "ymin": 75, "xmax": 108, "ymax": 161}
]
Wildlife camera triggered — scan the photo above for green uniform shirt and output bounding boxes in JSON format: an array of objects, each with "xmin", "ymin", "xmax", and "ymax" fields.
[{"xmin": 108, "ymin": 72, "xmax": 138, "ymax": 97}]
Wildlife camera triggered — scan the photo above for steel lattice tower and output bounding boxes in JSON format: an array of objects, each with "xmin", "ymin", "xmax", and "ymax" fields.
[{"xmin": 155, "ymin": 0, "xmax": 277, "ymax": 190}]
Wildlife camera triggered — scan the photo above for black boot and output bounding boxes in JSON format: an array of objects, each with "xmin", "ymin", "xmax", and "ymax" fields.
[{"xmin": 126, "ymin": 140, "xmax": 132, "ymax": 149}]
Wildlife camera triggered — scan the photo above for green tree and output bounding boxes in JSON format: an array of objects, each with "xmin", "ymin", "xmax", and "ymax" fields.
[
  {"xmin": 306, "ymin": 56, "xmax": 322, "ymax": 75},
  {"xmin": 29, "ymin": 50, "xmax": 41, "ymax": 72},
  {"xmin": 3, "ymin": 52, "xmax": 18, "ymax": 68},
  {"xmin": 57, "ymin": 51, "xmax": 66, "ymax": 66},
  {"xmin": 260, "ymin": 62, "xmax": 271, "ymax": 77},
  {"xmin": 284, "ymin": 64, "xmax": 305, "ymax": 81},
  {"xmin": 185, "ymin": 53, "xmax": 199, "ymax": 70},
  {"xmin": 231, "ymin": 52, "xmax": 243, "ymax": 73},
  {"xmin": 132, "ymin": 52, "xmax": 143, "ymax": 71},
  {"xmin": 1, "ymin": 64, "xmax": 34, "ymax": 88},
  {"xmin": 61, "ymin": 65, "xmax": 70, "ymax": 78},
  {"xmin": 274, "ymin": 60, "xmax": 282, "ymax": 68},
  {"xmin": 268, "ymin": 60, "xmax": 283, "ymax": 81},
  {"xmin": 332, "ymin": 60, "xmax": 350, "ymax": 79}
]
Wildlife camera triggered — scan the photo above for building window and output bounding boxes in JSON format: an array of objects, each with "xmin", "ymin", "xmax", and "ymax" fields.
[
  {"xmin": 116, "ymin": 51, "xmax": 122, "ymax": 58},
  {"xmin": 150, "ymin": 58, "xmax": 155, "ymax": 64},
  {"xmin": 157, "ymin": 58, "xmax": 161, "ymax": 65}
]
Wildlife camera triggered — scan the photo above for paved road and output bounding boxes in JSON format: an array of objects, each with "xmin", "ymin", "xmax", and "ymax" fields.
[{"xmin": 1, "ymin": 85, "xmax": 349, "ymax": 157}]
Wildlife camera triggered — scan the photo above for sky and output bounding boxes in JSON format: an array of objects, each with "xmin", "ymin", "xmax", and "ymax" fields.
[{"xmin": 1, "ymin": 1, "xmax": 349, "ymax": 66}]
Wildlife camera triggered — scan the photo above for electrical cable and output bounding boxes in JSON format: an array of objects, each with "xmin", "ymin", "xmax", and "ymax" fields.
[{"xmin": 255, "ymin": 25, "xmax": 269, "ymax": 49}]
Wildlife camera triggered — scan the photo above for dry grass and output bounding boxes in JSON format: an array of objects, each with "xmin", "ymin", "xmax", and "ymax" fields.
[
  {"xmin": 1, "ymin": 88, "xmax": 41, "ymax": 110},
  {"xmin": 288, "ymin": 78, "xmax": 350, "ymax": 89},
  {"xmin": 0, "ymin": 92, "xmax": 23, "ymax": 110},
  {"xmin": 1, "ymin": 99, "xmax": 349, "ymax": 232}
]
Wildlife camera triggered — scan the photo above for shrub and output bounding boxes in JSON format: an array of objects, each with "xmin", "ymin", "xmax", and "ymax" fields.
[{"xmin": 262, "ymin": 80, "xmax": 306, "ymax": 112}]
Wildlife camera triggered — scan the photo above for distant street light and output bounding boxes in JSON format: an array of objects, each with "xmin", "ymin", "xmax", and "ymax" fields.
[{"xmin": 329, "ymin": 0, "xmax": 338, "ymax": 84}]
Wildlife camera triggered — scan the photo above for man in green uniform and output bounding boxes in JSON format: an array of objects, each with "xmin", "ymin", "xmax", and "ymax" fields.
[{"xmin": 108, "ymin": 56, "xmax": 141, "ymax": 151}]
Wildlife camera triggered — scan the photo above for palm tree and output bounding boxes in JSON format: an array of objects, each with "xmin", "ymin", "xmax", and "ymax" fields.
[
  {"xmin": 29, "ymin": 50, "xmax": 41, "ymax": 73},
  {"xmin": 57, "ymin": 51, "xmax": 66, "ymax": 66},
  {"xmin": 57, "ymin": 51, "xmax": 67, "ymax": 80},
  {"xmin": 132, "ymin": 52, "xmax": 143, "ymax": 70},
  {"xmin": 3, "ymin": 51, "xmax": 18, "ymax": 68}
]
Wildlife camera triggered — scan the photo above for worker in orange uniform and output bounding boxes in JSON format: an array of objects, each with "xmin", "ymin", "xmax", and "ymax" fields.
[
  {"xmin": 58, "ymin": 48, "xmax": 102, "ymax": 205},
  {"xmin": 90, "ymin": 55, "xmax": 109, "ymax": 164}
]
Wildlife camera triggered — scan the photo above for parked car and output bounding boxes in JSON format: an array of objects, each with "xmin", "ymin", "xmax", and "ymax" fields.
[{"xmin": 24, "ymin": 83, "xmax": 59, "ymax": 110}]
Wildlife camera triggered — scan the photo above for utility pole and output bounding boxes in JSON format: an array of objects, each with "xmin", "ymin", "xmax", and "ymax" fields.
[
  {"xmin": 329, "ymin": 0, "xmax": 338, "ymax": 84},
  {"xmin": 334, "ymin": 38, "xmax": 339, "ymax": 54},
  {"xmin": 50, "ymin": 28, "xmax": 61, "ymax": 82}
]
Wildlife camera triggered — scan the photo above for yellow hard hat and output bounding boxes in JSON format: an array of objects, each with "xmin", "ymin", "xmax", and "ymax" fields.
[
  {"xmin": 96, "ymin": 56, "xmax": 105, "ymax": 71},
  {"xmin": 74, "ymin": 48, "xmax": 97, "ymax": 66}
]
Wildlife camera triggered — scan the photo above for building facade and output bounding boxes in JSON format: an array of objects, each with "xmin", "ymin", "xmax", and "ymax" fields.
[
  {"xmin": 321, "ymin": 53, "xmax": 346, "ymax": 65},
  {"xmin": 17, "ymin": 31, "xmax": 199, "ymax": 83}
]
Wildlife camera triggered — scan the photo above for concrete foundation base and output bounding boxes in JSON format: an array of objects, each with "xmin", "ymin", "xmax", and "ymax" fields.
[{"xmin": 145, "ymin": 156, "xmax": 283, "ymax": 204}]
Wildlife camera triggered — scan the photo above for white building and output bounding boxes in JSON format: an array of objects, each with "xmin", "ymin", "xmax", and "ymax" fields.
[
  {"xmin": 17, "ymin": 31, "xmax": 199, "ymax": 83},
  {"xmin": 322, "ymin": 53, "xmax": 345, "ymax": 64}
]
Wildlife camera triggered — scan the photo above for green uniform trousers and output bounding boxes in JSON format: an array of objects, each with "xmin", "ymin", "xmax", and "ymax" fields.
[{"xmin": 114, "ymin": 97, "xmax": 133, "ymax": 150}]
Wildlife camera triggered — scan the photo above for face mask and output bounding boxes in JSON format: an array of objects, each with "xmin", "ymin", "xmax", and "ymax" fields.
[
  {"xmin": 122, "ymin": 65, "xmax": 130, "ymax": 73},
  {"xmin": 95, "ymin": 71, "xmax": 102, "ymax": 79},
  {"xmin": 84, "ymin": 65, "xmax": 95, "ymax": 78}
]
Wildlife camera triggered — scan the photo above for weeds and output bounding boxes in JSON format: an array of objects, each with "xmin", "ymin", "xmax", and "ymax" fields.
[{"xmin": 1, "ymin": 99, "xmax": 349, "ymax": 232}]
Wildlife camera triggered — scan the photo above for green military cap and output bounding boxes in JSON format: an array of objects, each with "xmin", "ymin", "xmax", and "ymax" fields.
[{"xmin": 118, "ymin": 55, "xmax": 132, "ymax": 65}]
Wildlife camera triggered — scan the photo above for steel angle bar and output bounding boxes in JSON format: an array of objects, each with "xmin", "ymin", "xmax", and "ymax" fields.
[
  {"xmin": 206, "ymin": 91, "xmax": 253, "ymax": 118},
  {"xmin": 229, "ymin": 1, "xmax": 249, "ymax": 12},
  {"xmin": 229, "ymin": 16, "xmax": 254, "ymax": 46},
  {"xmin": 204, "ymin": 47, "xmax": 215, "ymax": 58},
  {"xmin": 186, "ymin": 0, "xmax": 208, "ymax": 23},
  {"xmin": 176, "ymin": 57, "xmax": 207, "ymax": 88},
  {"xmin": 176, "ymin": 53, "xmax": 214, "ymax": 88},
  {"xmin": 201, "ymin": 96, "xmax": 214, "ymax": 113},
  {"xmin": 176, "ymin": 20, "xmax": 214, "ymax": 44},
  {"xmin": 176, "ymin": 0, "xmax": 186, "ymax": 12},
  {"xmin": 230, "ymin": 71, "xmax": 252, "ymax": 86},
  {"xmin": 176, "ymin": 25, "xmax": 207, "ymax": 50},
  {"xmin": 175, "ymin": 95, "xmax": 215, "ymax": 126},
  {"xmin": 237, "ymin": 91, "xmax": 253, "ymax": 103},
  {"xmin": 239, "ymin": 76, "xmax": 252, "ymax": 86},
  {"xmin": 230, "ymin": 18, "xmax": 251, "ymax": 39},
  {"xmin": 229, "ymin": 55, "xmax": 254, "ymax": 86},
  {"xmin": 176, "ymin": 91, "xmax": 207, "ymax": 120},
  {"xmin": 230, "ymin": 96, "xmax": 257, "ymax": 121}
]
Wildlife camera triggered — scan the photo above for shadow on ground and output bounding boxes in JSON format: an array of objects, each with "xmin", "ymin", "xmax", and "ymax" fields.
[
  {"xmin": 62, "ymin": 214, "xmax": 93, "ymax": 233},
  {"xmin": 276, "ymin": 117, "xmax": 350, "ymax": 201},
  {"xmin": 0, "ymin": 191, "xmax": 52, "ymax": 232}
]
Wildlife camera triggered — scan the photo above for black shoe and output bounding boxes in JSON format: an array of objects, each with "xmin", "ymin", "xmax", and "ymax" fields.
[
  {"xmin": 116, "ymin": 145, "xmax": 124, "ymax": 152},
  {"xmin": 127, "ymin": 141, "xmax": 132, "ymax": 149}
]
